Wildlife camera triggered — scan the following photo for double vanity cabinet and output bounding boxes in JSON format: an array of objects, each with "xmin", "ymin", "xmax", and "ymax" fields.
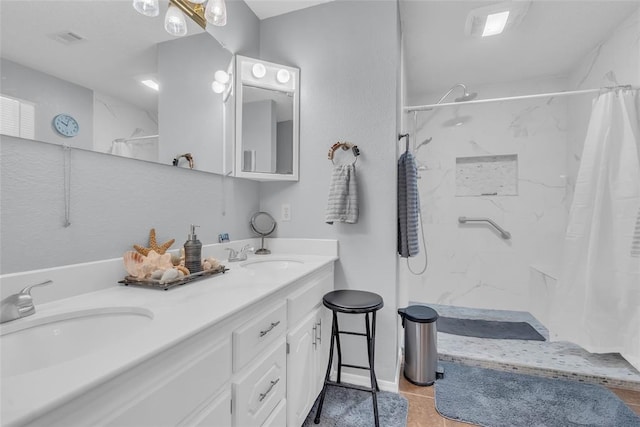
[{"xmin": 2, "ymin": 253, "xmax": 336, "ymax": 427}]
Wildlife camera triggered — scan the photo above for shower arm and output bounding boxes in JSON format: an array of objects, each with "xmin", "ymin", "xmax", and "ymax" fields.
[{"xmin": 458, "ymin": 216, "xmax": 511, "ymax": 240}]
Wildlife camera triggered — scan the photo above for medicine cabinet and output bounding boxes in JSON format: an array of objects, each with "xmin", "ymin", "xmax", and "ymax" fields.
[{"xmin": 224, "ymin": 55, "xmax": 300, "ymax": 181}]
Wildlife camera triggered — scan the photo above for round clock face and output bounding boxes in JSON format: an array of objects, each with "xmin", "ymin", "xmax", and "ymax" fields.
[{"xmin": 53, "ymin": 114, "xmax": 79, "ymax": 137}]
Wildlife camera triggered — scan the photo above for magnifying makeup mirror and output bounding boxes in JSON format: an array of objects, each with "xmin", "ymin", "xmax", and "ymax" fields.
[{"xmin": 250, "ymin": 212, "xmax": 277, "ymax": 254}]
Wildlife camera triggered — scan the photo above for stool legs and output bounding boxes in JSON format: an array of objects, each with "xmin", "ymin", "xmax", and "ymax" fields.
[{"xmin": 314, "ymin": 311, "xmax": 380, "ymax": 427}]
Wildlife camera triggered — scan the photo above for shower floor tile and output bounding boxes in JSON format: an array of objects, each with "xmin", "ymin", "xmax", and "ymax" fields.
[{"xmin": 420, "ymin": 303, "xmax": 640, "ymax": 391}]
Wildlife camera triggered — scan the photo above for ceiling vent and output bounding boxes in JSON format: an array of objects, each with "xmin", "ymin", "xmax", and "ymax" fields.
[
  {"xmin": 51, "ymin": 31, "xmax": 87, "ymax": 45},
  {"xmin": 465, "ymin": 1, "xmax": 531, "ymax": 37}
]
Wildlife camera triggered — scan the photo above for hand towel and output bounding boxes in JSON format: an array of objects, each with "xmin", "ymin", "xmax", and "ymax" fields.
[
  {"xmin": 398, "ymin": 150, "xmax": 420, "ymax": 257},
  {"xmin": 325, "ymin": 164, "xmax": 358, "ymax": 224}
]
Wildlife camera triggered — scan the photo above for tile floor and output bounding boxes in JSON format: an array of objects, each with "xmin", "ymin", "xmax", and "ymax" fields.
[{"xmin": 399, "ymin": 303, "xmax": 640, "ymax": 425}]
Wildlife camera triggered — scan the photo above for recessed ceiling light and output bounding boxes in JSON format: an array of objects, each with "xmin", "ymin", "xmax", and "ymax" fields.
[
  {"xmin": 464, "ymin": 1, "xmax": 530, "ymax": 38},
  {"xmin": 482, "ymin": 11, "xmax": 510, "ymax": 37},
  {"xmin": 141, "ymin": 79, "xmax": 159, "ymax": 91}
]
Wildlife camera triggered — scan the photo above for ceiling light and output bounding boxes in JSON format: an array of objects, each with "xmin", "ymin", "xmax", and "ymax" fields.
[
  {"xmin": 141, "ymin": 79, "xmax": 160, "ymax": 91},
  {"xmin": 252, "ymin": 63, "xmax": 266, "ymax": 79},
  {"xmin": 205, "ymin": 0, "xmax": 227, "ymax": 27},
  {"xmin": 133, "ymin": 0, "xmax": 228, "ymax": 36},
  {"xmin": 164, "ymin": 4, "xmax": 188, "ymax": 37},
  {"xmin": 482, "ymin": 11, "xmax": 509, "ymax": 37},
  {"xmin": 464, "ymin": 1, "xmax": 530, "ymax": 38},
  {"xmin": 132, "ymin": 0, "xmax": 159, "ymax": 17}
]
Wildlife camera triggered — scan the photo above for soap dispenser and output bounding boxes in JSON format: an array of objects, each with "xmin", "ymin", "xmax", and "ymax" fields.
[{"xmin": 184, "ymin": 224, "xmax": 202, "ymax": 274}]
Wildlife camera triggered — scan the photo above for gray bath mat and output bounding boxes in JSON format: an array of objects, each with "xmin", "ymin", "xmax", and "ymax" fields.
[
  {"xmin": 303, "ymin": 386, "xmax": 408, "ymax": 427},
  {"xmin": 435, "ymin": 362, "xmax": 640, "ymax": 427},
  {"xmin": 437, "ymin": 316, "xmax": 546, "ymax": 341}
]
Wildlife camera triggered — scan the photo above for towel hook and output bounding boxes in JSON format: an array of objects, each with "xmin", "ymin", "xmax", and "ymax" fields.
[
  {"xmin": 328, "ymin": 141, "xmax": 360, "ymax": 165},
  {"xmin": 398, "ymin": 133, "xmax": 410, "ymax": 152}
]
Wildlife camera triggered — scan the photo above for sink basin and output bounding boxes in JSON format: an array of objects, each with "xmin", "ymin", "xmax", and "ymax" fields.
[
  {"xmin": 240, "ymin": 258, "xmax": 304, "ymax": 272},
  {"xmin": 1, "ymin": 307, "xmax": 153, "ymax": 378}
]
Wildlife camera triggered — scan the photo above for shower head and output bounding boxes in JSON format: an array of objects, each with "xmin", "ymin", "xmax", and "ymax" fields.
[
  {"xmin": 436, "ymin": 83, "xmax": 477, "ymax": 104},
  {"xmin": 454, "ymin": 91, "xmax": 477, "ymax": 102}
]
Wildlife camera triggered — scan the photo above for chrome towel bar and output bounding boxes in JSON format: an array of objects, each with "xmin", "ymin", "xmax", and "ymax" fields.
[{"xmin": 458, "ymin": 217, "xmax": 511, "ymax": 240}]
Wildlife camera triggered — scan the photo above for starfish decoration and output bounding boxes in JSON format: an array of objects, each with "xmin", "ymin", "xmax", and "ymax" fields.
[{"xmin": 133, "ymin": 228, "xmax": 175, "ymax": 256}]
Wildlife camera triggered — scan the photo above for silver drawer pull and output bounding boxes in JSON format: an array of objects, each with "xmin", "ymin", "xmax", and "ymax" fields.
[
  {"xmin": 259, "ymin": 321, "xmax": 281, "ymax": 337},
  {"xmin": 258, "ymin": 378, "xmax": 280, "ymax": 402}
]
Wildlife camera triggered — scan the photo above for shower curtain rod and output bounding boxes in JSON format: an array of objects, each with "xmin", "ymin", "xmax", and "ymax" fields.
[{"xmin": 404, "ymin": 85, "xmax": 638, "ymax": 113}]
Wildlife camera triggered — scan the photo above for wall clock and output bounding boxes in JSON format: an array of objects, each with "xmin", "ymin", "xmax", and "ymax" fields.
[{"xmin": 53, "ymin": 114, "xmax": 79, "ymax": 137}]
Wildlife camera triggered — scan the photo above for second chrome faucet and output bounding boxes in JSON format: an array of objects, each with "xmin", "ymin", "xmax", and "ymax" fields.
[{"xmin": 225, "ymin": 244, "xmax": 255, "ymax": 262}]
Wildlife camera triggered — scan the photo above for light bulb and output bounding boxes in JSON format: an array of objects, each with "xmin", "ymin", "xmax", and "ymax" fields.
[
  {"xmin": 276, "ymin": 69, "xmax": 291, "ymax": 84},
  {"xmin": 205, "ymin": 0, "xmax": 227, "ymax": 26},
  {"xmin": 211, "ymin": 81, "xmax": 225, "ymax": 94},
  {"xmin": 214, "ymin": 70, "xmax": 230, "ymax": 84},
  {"xmin": 165, "ymin": 4, "xmax": 187, "ymax": 37},
  {"xmin": 252, "ymin": 63, "xmax": 266, "ymax": 79},
  {"xmin": 133, "ymin": 0, "xmax": 159, "ymax": 17}
]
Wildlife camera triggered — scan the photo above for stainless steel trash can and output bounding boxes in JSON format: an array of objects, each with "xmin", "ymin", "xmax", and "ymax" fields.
[{"xmin": 398, "ymin": 305, "xmax": 439, "ymax": 386}]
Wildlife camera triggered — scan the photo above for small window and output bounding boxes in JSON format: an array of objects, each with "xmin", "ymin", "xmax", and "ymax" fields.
[{"xmin": 0, "ymin": 94, "xmax": 35, "ymax": 139}]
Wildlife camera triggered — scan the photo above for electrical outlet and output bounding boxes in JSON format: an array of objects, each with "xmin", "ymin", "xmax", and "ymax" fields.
[{"xmin": 281, "ymin": 204, "xmax": 291, "ymax": 221}]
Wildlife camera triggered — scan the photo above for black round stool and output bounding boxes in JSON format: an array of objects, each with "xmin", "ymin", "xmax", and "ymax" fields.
[{"xmin": 314, "ymin": 290, "xmax": 384, "ymax": 426}]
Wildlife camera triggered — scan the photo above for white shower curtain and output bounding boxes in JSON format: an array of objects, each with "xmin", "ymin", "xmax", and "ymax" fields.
[{"xmin": 549, "ymin": 88, "xmax": 640, "ymax": 371}]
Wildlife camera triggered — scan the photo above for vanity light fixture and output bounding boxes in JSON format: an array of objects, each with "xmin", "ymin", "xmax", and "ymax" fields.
[
  {"xmin": 141, "ymin": 79, "xmax": 160, "ymax": 91},
  {"xmin": 212, "ymin": 68, "xmax": 232, "ymax": 102},
  {"xmin": 252, "ymin": 63, "xmax": 267, "ymax": 79},
  {"xmin": 133, "ymin": 0, "xmax": 227, "ymax": 38},
  {"xmin": 276, "ymin": 69, "xmax": 291, "ymax": 84}
]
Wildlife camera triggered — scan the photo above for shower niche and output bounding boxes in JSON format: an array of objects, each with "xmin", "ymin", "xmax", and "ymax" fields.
[{"xmin": 455, "ymin": 154, "xmax": 518, "ymax": 196}]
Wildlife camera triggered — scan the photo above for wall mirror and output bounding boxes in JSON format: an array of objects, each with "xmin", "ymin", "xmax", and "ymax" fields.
[
  {"xmin": 226, "ymin": 55, "xmax": 299, "ymax": 181},
  {"xmin": 0, "ymin": 0, "xmax": 231, "ymax": 175}
]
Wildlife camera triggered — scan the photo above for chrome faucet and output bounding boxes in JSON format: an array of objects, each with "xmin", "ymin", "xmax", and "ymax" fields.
[
  {"xmin": 1, "ymin": 280, "xmax": 53, "ymax": 324},
  {"xmin": 225, "ymin": 245, "xmax": 255, "ymax": 262}
]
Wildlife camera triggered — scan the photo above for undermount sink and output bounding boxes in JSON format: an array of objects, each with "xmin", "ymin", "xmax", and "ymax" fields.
[
  {"xmin": 1, "ymin": 307, "xmax": 153, "ymax": 378},
  {"xmin": 240, "ymin": 258, "xmax": 305, "ymax": 272}
]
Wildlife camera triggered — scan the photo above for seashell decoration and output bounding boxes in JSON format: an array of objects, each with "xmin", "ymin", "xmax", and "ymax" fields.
[
  {"xmin": 202, "ymin": 257, "xmax": 221, "ymax": 271},
  {"xmin": 159, "ymin": 268, "xmax": 180, "ymax": 284},
  {"xmin": 123, "ymin": 251, "xmax": 146, "ymax": 278}
]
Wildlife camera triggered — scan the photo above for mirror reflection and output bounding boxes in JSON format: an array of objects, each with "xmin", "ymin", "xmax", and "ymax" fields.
[
  {"xmin": 0, "ymin": 0, "xmax": 231, "ymax": 175},
  {"xmin": 241, "ymin": 86, "xmax": 294, "ymax": 174}
]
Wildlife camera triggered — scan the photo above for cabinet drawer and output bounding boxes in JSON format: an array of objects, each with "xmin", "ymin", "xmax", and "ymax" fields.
[
  {"xmin": 233, "ymin": 301, "xmax": 286, "ymax": 372},
  {"xmin": 262, "ymin": 399, "xmax": 286, "ymax": 427},
  {"xmin": 287, "ymin": 269, "xmax": 333, "ymax": 326},
  {"xmin": 233, "ymin": 340, "xmax": 286, "ymax": 427}
]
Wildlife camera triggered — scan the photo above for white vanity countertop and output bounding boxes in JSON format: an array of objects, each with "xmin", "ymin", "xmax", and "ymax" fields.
[{"xmin": 1, "ymin": 251, "xmax": 337, "ymax": 426}]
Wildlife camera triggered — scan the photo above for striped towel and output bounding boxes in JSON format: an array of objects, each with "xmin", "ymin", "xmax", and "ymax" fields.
[
  {"xmin": 398, "ymin": 150, "xmax": 420, "ymax": 257},
  {"xmin": 325, "ymin": 164, "xmax": 358, "ymax": 224}
]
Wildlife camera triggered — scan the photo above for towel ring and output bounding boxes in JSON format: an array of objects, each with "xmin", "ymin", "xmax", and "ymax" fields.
[{"xmin": 328, "ymin": 141, "xmax": 360, "ymax": 165}]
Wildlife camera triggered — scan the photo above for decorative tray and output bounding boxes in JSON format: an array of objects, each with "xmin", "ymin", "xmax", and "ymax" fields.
[{"xmin": 119, "ymin": 266, "xmax": 229, "ymax": 291}]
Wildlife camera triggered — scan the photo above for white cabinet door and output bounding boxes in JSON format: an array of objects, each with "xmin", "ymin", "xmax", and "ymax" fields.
[
  {"xmin": 286, "ymin": 311, "xmax": 317, "ymax": 427},
  {"xmin": 314, "ymin": 306, "xmax": 332, "ymax": 397}
]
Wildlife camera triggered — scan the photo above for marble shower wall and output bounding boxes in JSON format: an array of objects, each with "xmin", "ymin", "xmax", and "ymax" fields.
[{"xmin": 401, "ymin": 77, "xmax": 570, "ymax": 312}]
